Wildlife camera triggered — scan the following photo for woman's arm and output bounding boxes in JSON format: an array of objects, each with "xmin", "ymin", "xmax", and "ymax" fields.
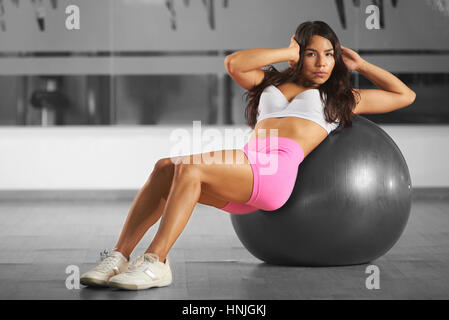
[
  {"xmin": 341, "ymin": 46, "xmax": 416, "ymax": 114},
  {"xmin": 225, "ymin": 47, "xmax": 296, "ymax": 74}
]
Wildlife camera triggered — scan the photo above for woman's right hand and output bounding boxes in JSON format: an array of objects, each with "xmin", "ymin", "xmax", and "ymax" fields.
[{"xmin": 288, "ymin": 35, "xmax": 300, "ymax": 68}]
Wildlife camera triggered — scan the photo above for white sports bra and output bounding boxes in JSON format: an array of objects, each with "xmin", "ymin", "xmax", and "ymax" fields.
[{"xmin": 256, "ymin": 85, "xmax": 340, "ymax": 134}]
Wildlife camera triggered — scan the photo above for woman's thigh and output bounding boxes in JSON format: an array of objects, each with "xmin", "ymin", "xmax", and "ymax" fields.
[{"xmin": 160, "ymin": 148, "xmax": 254, "ymax": 207}]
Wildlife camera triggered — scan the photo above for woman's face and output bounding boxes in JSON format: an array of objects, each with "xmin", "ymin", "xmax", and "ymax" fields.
[{"xmin": 299, "ymin": 35, "xmax": 335, "ymax": 88}]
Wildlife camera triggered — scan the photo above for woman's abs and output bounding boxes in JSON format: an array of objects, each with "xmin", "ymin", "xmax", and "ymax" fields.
[{"xmin": 250, "ymin": 117, "xmax": 328, "ymax": 158}]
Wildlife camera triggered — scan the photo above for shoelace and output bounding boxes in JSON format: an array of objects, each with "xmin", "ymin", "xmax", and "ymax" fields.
[
  {"xmin": 100, "ymin": 249, "xmax": 110, "ymax": 261},
  {"xmin": 93, "ymin": 251, "xmax": 121, "ymax": 273},
  {"xmin": 125, "ymin": 254, "xmax": 159, "ymax": 273}
]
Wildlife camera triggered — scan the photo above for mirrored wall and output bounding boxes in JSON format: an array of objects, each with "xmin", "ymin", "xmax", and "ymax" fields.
[{"xmin": 0, "ymin": 0, "xmax": 448, "ymax": 126}]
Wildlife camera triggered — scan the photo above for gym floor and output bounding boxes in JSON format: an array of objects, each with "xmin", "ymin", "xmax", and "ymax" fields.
[{"xmin": 0, "ymin": 189, "xmax": 448, "ymax": 300}]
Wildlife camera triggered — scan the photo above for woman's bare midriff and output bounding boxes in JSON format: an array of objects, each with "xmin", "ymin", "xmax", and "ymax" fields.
[
  {"xmin": 247, "ymin": 82, "xmax": 330, "ymax": 157},
  {"xmin": 249, "ymin": 116, "xmax": 328, "ymax": 158}
]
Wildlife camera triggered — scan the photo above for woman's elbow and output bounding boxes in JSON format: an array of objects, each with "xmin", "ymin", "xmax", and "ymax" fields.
[
  {"xmin": 407, "ymin": 90, "xmax": 417, "ymax": 106},
  {"xmin": 402, "ymin": 90, "xmax": 416, "ymax": 107},
  {"xmin": 224, "ymin": 55, "xmax": 236, "ymax": 73}
]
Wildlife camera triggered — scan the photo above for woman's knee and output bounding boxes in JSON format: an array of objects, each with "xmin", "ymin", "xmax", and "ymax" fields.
[
  {"xmin": 152, "ymin": 158, "xmax": 175, "ymax": 179},
  {"xmin": 172, "ymin": 160, "xmax": 201, "ymax": 181},
  {"xmin": 152, "ymin": 156, "xmax": 200, "ymax": 181},
  {"xmin": 153, "ymin": 156, "xmax": 198, "ymax": 180}
]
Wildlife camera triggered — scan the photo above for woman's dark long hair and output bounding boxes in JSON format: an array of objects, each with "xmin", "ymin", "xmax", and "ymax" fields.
[{"xmin": 243, "ymin": 20, "xmax": 359, "ymax": 133}]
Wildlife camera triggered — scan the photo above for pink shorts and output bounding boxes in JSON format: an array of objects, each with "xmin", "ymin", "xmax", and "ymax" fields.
[{"xmin": 220, "ymin": 136, "xmax": 305, "ymax": 214}]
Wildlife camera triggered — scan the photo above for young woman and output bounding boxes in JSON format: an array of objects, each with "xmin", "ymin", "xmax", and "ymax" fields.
[{"xmin": 80, "ymin": 20, "xmax": 416, "ymax": 290}]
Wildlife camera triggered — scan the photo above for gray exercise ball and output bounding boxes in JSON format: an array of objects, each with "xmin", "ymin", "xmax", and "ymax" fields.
[{"xmin": 230, "ymin": 115, "xmax": 412, "ymax": 266}]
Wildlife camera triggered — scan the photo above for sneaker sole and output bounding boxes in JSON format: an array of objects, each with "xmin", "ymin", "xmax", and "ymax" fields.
[
  {"xmin": 108, "ymin": 277, "xmax": 172, "ymax": 290},
  {"xmin": 80, "ymin": 277, "xmax": 110, "ymax": 288}
]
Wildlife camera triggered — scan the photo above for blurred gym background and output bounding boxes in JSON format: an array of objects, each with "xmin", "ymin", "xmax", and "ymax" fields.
[{"xmin": 0, "ymin": 0, "xmax": 448, "ymax": 193}]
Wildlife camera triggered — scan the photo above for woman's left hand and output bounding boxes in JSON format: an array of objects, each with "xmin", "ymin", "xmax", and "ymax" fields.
[{"xmin": 341, "ymin": 46, "xmax": 365, "ymax": 72}]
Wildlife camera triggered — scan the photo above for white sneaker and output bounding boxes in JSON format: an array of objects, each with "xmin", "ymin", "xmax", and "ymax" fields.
[
  {"xmin": 108, "ymin": 253, "xmax": 172, "ymax": 290},
  {"xmin": 80, "ymin": 249, "xmax": 129, "ymax": 287}
]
